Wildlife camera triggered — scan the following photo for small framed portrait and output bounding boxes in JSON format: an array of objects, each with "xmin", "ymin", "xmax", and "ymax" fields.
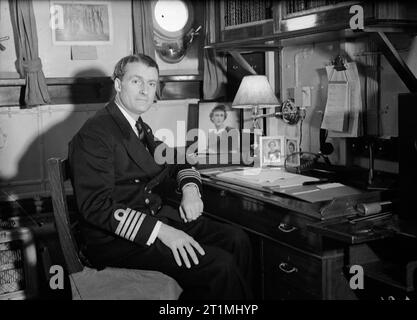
[
  {"xmin": 197, "ymin": 102, "xmax": 240, "ymax": 154},
  {"xmin": 284, "ymin": 138, "xmax": 300, "ymax": 167},
  {"xmin": 260, "ymin": 136, "xmax": 285, "ymax": 167}
]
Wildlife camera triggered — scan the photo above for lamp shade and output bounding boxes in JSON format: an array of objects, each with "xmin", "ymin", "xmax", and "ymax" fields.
[{"xmin": 232, "ymin": 75, "xmax": 279, "ymax": 109}]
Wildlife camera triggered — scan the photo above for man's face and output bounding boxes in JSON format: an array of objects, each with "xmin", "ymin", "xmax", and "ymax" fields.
[
  {"xmin": 114, "ymin": 62, "xmax": 158, "ymax": 118},
  {"xmin": 212, "ymin": 111, "xmax": 226, "ymax": 127},
  {"xmin": 269, "ymin": 141, "xmax": 277, "ymax": 151}
]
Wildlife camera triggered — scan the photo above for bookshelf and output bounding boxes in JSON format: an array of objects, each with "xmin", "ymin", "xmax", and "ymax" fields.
[{"xmin": 216, "ymin": 0, "xmax": 275, "ymax": 43}]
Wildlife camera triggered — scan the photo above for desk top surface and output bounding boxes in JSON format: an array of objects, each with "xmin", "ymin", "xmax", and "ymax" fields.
[{"xmin": 199, "ymin": 166, "xmax": 386, "ymax": 221}]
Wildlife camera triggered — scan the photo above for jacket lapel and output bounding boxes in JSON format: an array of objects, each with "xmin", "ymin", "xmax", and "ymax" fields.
[{"xmin": 106, "ymin": 100, "xmax": 162, "ymax": 177}]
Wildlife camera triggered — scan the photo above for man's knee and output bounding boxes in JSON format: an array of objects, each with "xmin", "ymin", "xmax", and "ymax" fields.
[
  {"xmin": 229, "ymin": 227, "xmax": 251, "ymax": 249},
  {"xmin": 209, "ymin": 249, "xmax": 236, "ymax": 273}
]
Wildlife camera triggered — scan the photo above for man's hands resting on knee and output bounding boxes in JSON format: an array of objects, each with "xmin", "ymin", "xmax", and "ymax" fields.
[
  {"xmin": 157, "ymin": 223, "xmax": 205, "ymax": 268},
  {"xmin": 156, "ymin": 184, "xmax": 205, "ymax": 268}
]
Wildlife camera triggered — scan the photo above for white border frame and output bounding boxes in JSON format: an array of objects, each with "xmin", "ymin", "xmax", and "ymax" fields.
[
  {"xmin": 284, "ymin": 137, "xmax": 300, "ymax": 167},
  {"xmin": 259, "ymin": 135, "xmax": 285, "ymax": 167},
  {"xmin": 50, "ymin": 1, "xmax": 113, "ymax": 46}
]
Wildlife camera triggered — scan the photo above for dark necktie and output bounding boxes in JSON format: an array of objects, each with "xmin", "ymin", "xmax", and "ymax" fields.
[{"xmin": 135, "ymin": 120, "xmax": 145, "ymax": 141}]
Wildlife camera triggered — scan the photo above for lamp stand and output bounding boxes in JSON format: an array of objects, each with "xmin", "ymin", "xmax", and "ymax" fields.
[{"xmin": 252, "ymin": 106, "xmax": 262, "ymax": 131}]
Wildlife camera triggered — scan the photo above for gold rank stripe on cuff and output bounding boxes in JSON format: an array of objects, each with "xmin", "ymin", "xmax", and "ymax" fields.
[
  {"xmin": 177, "ymin": 169, "xmax": 201, "ymax": 184},
  {"xmin": 114, "ymin": 208, "xmax": 146, "ymax": 242}
]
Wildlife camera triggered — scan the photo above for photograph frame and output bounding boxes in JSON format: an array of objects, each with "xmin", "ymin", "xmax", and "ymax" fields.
[
  {"xmin": 284, "ymin": 137, "xmax": 300, "ymax": 167},
  {"xmin": 197, "ymin": 101, "xmax": 241, "ymax": 154},
  {"xmin": 50, "ymin": 1, "xmax": 113, "ymax": 46},
  {"xmin": 260, "ymin": 135, "xmax": 285, "ymax": 167}
]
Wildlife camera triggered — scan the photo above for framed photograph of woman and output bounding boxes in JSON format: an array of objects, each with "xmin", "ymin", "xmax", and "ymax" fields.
[
  {"xmin": 197, "ymin": 102, "xmax": 240, "ymax": 154},
  {"xmin": 260, "ymin": 136, "xmax": 285, "ymax": 167},
  {"xmin": 284, "ymin": 138, "xmax": 300, "ymax": 167}
]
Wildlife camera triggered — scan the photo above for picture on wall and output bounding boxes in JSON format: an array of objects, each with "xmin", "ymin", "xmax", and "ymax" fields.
[
  {"xmin": 284, "ymin": 137, "xmax": 300, "ymax": 167},
  {"xmin": 197, "ymin": 102, "xmax": 240, "ymax": 154},
  {"xmin": 50, "ymin": 1, "xmax": 113, "ymax": 45},
  {"xmin": 260, "ymin": 136, "xmax": 285, "ymax": 167}
]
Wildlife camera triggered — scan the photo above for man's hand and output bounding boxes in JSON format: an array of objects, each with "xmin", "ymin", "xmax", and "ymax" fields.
[
  {"xmin": 157, "ymin": 223, "xmax": 205, "ymax": 268},
  {"xmin": 179, "ymin": 185, "xmax": 203, "ymax": 223}
]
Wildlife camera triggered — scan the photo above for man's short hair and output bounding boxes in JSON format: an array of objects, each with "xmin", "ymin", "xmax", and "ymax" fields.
[
  {"xmin": 209, "ymin": 105, "xmax": 228, "ymax": 121},
  {"xmin": 112, "ymin": 54, "xmax": 159, "ymax": 81}
]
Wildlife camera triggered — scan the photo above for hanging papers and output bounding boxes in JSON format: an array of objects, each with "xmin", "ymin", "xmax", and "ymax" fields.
[{"xmin": 322, "ymin": 62, "xmax": 362, "ymax": 137}]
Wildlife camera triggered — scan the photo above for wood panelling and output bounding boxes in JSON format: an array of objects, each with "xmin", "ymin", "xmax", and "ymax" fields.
[{"xmin": 0, "ymin": 77, "xmax": 203, "ymax": 107}]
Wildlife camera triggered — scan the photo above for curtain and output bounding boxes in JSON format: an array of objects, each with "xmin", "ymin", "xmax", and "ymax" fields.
[
  {"xmin": 203, "ymin": 0, "xmax": 227, "ymax": 100},
  {"xmin": 9, "ymin": 0, "xmax": 50, "ymax": 107},
  {"xmin": 132, "ymin": 0, "xmax": 159, "ymax": 98},
  {"xmin": 132, "ymin": 0, "xmax": 155, "ymax": 59}
]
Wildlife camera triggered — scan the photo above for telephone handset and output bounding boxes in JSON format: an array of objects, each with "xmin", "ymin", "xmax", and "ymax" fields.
[
  {"xmin": 284, "ymin": 129, "xmax": 334, "ymax": 174},
  {"xmin": 319, "ymin": 128, "xmax": 334, "ymax": 156}
]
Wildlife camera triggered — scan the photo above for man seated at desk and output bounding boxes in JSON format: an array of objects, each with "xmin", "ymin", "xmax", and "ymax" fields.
[{"xmin": 68, "ymin": 54, "xmax": 252, "ymax": 299}]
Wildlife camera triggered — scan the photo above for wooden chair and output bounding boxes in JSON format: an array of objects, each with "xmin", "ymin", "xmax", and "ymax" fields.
[{"xmin": 47, "ymin": 157, "xmax": 182, "ymax": 300}]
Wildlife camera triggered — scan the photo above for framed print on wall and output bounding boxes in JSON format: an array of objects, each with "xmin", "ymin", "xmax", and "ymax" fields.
[
  {"xmin": 50, "ymin": 1, "xmax": 113, "ymax": 45},
  {"xmin": 260, "ymin": 136, "xmax": 285, "ymax": 167}
]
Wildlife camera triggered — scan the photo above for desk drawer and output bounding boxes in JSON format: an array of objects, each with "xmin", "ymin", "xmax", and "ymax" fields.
[
  {"xmin": 203, "ymin": 187, "xmax": 323, "ymax": 253},
  {"xmin": 263, "ymin": 239, "xmax": 323, "ymax": 299}
]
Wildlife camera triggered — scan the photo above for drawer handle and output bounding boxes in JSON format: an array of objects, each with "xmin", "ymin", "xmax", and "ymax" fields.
[
  {"xmin": 278, "ymin": 262, "xmax": 298, "ymax": 274},
  {"xmin": 278, "ymin": 223, "xmax": 297, "ymax": 233}
]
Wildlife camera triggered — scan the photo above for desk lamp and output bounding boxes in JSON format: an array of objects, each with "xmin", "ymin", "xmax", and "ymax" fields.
[
  {"xmin": 232, "ymin": 75, "xmax": 279, "ymax": 163},
  {"xmin": 232, "ymin": 75, "xmax": 279, "ymax": 132},
  {"xmin": 232, "ymin": 75, "xmax": 306, "ymax": 131}
]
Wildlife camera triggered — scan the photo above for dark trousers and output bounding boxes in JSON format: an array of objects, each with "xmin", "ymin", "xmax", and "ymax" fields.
[{"xmin": 85, "ymin": 215, "xmax": 253, "ymax": 300}]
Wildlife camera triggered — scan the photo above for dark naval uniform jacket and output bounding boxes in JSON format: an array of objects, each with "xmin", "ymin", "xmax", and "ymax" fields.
[{"xmin": 68, "ymin": 99, "xmax": 202, "ymax": 247}]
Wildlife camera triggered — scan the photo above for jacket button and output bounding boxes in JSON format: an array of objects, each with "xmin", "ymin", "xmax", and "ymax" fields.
[
  {"xmin": 151, "ymin": 210, "xmax": 155, "ymax": 215},
  {"xmin": 148, "ymin": 189, "xmax": 152, "ymax": 194},
  {"xmin": 145, "ymin": 198, "xmax": 150, "ymax": 204},
  {"xmin": 134, "ymin": 179, "xmax": 140, "ymax": 183}
]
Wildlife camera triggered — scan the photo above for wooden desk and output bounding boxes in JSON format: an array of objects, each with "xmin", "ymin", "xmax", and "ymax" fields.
[{"xmin": 164, "ymin": 171, "xmax": 394, "ymax": 300}]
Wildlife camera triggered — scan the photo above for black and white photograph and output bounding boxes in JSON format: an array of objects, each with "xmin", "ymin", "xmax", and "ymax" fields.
[
  {"xmin": 197, "ymin": 102, "xmax": 240, "ymax": 154},
  {"xmin": 284, "ymin": 137, "xmax": 300, "ymax": 167},
  {"xmin": 0, "ymin": 0, "xmax": 416, "ymax": 309},
  {"xmin": 260, "ymin": 136, "xmax": 284, "ymax": 167}
]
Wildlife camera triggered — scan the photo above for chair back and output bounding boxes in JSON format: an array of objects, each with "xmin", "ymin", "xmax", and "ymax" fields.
[{"xmin": 47, "ymin": 158, "xmax": 83, "ymax": 274}]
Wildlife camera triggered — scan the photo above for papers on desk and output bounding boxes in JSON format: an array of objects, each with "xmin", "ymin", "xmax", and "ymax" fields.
[
  {"xmin": 200, "ymin": 167, "xmax": 363, "ymax": 203},
  {"xmin": 215, "ymin": 167, "xmax": 319, "ymax": 188},
  {"xmin": 271, "ymin": 182, "xmax": 362, "ymax": 203}
]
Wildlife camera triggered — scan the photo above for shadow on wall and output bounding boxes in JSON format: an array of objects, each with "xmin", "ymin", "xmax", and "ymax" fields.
[{"xmin": 0, "ymin": 68, "xmax": 113, "ymax": 201}]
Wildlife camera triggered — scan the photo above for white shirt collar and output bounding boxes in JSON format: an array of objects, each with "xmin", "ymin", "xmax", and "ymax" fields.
[
  {"xmin": 115, "ymin": 97, "xmax": 139, "ymax": 137},
  {"xmin": 213, "ymin": 127, "xmax": 225, "ymax": 134}
]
